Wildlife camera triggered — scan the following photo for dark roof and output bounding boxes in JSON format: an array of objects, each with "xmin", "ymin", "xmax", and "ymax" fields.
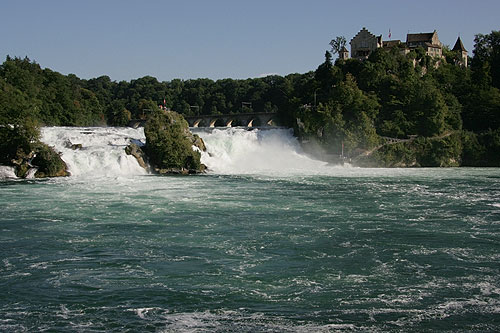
[
  {"xmin": 340, "ymin": 46, "xmax": 349, "ymax": 52},
  {"xmin": 406, "ymin": 32, "xmax": 435, "ymax": 43},
  {"xmin": 452, "ymin": 37, "xmax": 467, "ymax": 52},
  {"xmin": 383, "ymin": 40, "xmax": 401, "ymax": 48}
]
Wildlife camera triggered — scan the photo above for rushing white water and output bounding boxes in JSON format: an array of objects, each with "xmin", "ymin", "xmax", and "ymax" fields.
[
  {"xmin": 13, "ymin": 126, "xmax": 349, "ymax": 179},
  {"xmin": 35, "ymin": 126, "xmax": 338, "ymax": 178},
  {"xmin": 40, "ymin": 127, "xmax": 147, "ymax": 177},
  {"xmin": 0, "ymin": 166, "xmax": 17, "ymax": 178},
  {"xmin": 195, "ymin": 127, "xmax": 334, "ymax": 175}
]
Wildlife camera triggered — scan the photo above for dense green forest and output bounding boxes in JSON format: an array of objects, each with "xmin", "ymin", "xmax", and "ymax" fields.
[
  {"xmin": 1, "ymin": 30, "xmax": 499, "ymax": 168},
  {"xmin": 289, "ymin": 31, "xmax": 500, "ymax": 166}
]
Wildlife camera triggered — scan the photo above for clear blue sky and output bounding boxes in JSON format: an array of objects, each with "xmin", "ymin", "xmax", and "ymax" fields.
[{"xmin": 1, "ymin": 0, "xmax": 498, "ymax": 82}]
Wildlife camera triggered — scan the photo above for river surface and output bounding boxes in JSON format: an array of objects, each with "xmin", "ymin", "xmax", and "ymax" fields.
[{"xmin": 0, "ymin": 127, "xmax": 499, "ymax": 332}]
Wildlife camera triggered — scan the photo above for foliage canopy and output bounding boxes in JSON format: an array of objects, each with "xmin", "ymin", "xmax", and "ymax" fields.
[{"xmin": 1, "ymin": 30, "xmax": 500, "ymax": 167}]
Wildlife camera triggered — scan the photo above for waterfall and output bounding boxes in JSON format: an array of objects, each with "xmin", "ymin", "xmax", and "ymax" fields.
[
  {"xmin": 0, "ymin": 126, "xmax": 345, "ymax": 179},
  {"xmin": 194, "ymin": 127, "xmax": 335, "ymax": 175},
  {"xmin": 40, "ymin": 127, "xmax": 147, "ymax": 177}
]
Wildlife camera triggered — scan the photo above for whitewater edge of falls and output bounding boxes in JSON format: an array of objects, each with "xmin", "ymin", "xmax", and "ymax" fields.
[
  {"xmin": 193, "ymin": 127, "xmax": 334, "ymax": 175},
  {"xmin": 1, "ymin": 126, "xmax": 345, "ymax": 179}
]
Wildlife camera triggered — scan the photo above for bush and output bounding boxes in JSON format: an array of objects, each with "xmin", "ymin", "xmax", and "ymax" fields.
[
  {"xmin": 32, "ymin": 143, "xmax": 69, "ymax": 177},
  {"xmin": 416, "ymin": 135, "xmax": 462, "ymax": 167},
  {"xmin": 461, "ymin": 131, "xmax": 485, "ymax": 166},
  {"xmin": 479, "ymin": 128, "xmax": 500, "ymax": 166},
  {"xmin": 144, "ymin": 109, "xmax": 203, "ymax": 173},
  {"xmin": 373, "ymin": 142, "xmax": 417, "ymax": 167}
]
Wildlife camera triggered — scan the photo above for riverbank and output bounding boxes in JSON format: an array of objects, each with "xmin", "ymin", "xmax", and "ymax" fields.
[{"xmin": 299, "ymin": 129, "xmax": 500, "ymax": 168}]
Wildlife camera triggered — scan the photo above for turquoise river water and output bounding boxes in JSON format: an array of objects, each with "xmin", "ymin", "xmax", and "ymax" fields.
[{"xmin": 0, "ymin": 127, "xmax": 499, "ymax": 332}]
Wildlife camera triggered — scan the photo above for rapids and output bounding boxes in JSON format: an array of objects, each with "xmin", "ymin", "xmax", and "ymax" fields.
[
  {"xmin": 40, "ymin": 126, "xmax": 148, "ymax": 177},
  {"xmin": 195, "ymin": 127, "xmax": 335, "ymax": 175},
  {"xmin": 35, "ymin": 126, "xmax": 339, "ymax": 178},
  {"xmin": 1, "ymin": 126, "xmax": 499, "ymax": 332}
]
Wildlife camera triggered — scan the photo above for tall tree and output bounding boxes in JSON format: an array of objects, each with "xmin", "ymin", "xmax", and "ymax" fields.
[
  {"xmin": 329, "ymin": 36, "xmax": 347, "ymax": 56},
  {"xmin": 472, "ymin": 30, "xmax": 500, "ymax": 89}
]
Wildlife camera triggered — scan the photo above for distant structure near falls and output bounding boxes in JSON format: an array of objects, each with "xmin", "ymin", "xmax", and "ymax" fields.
[{"xmin": 345, "ymin": 27, "xmax": 467, "ymax": 67}]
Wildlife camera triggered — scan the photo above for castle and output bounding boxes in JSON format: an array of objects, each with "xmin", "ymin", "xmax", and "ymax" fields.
[{"xmin": 345, "ymin": 27, "xmax": 467, "ymax": 67}]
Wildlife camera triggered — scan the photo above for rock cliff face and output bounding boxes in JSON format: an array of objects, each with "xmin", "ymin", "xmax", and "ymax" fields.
[
  {"xmin": 125, "ymin": 143, "xmax": 149, "ymax": 170},
  {"xmin": 143, "ymin": 110, "xmax": 206, "ymax": 175},
  {"xmin": 11, "ymin": 143, "xmax": 70, "ymax": 178}
]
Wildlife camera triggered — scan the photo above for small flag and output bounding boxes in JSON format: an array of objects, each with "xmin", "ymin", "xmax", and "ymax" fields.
[{"xmin": 389, "ymin": 29, "xmax": 392, "ymax": 39}]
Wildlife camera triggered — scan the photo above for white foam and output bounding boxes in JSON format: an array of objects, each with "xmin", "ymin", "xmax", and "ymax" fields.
[
  {"xmin": 40, "ymin": 127, "xmax": 147, "ymax": 177},
  {"xmin": 132, "ymin": 307, "xmax": 163, "ymax": 320},
  {"xmin": 477, "ymin": 282, "xmax": 500, "ymax": 296},
  {"xmin": 0, "ymin": 166, "xmax": 17, "ymax": 179},
  {"xmin": 196, "ymin": 128, "xmax": 343, "ymax": 176},
  {"xmin": 154, "ymin": 309, "xmax": 360, "ymax": 332}
]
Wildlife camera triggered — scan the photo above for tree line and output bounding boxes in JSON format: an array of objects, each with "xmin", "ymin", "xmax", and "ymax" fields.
[
  {"xmin": 0, "ymin": 57, "xmax": 293, "ymax": 127},
  {"xmin": 1, "ymin": 30, "xmax": 499, "ymax": 167}
]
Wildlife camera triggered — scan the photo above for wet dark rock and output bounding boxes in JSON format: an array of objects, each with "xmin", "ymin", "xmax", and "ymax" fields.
[{"xmin": 125, "ymin": 143, "xmax": 149, "ymax": 170}]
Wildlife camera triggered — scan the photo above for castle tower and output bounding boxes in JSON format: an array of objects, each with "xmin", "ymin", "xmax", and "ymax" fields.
[
  {"xmin": 350, "ymin": 27, "xmax": 381, "ymax": 60},
  {"xmin": 339, "ymin": 46, "xmax": 349, "ymax": 60},
  {"xmin": 452, "ymin": 36, "xmax": 468, "ymax": 67}
]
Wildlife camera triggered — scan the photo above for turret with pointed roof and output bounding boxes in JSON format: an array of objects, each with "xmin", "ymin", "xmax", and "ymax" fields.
[
  {"xmin": 452, "ymin": 36, "xmax": 468, "ymax": 67},
  {"xmin": 339, "ymin": 46, "xmax": 349, "ymax": 60},
  {"xmin": 452, "ymin": 36, "xmax": 467, "ymax": 52}
]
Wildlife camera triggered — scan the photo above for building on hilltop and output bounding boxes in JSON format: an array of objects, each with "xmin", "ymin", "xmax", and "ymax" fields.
[
  {"xmin": 382, "ymin": 40, "xmax": 402, "ymax": 49},
  {"xmin": 406, "ymin": 30, "xmax": 443, "ymax": 58},
  {"xmin": 347, "ymin": 28, "xmax": 467, "ymax": 68},
  {"xmin": 348, "ymin": 28, "xmax": 447, "ymax": 61},
  {"xmin": 339, "ymin": 46, "xmax": 349, "ymax": 60},
  {"xmin": 350, "ymin": 27, "xmax": 382, "ymax": 60},
  {"xmin": 452, "ymin": 36, "xmax": 468, "ymax": 67},
  {"xmin": 382, "ymin": 39, "xmax": 408, "ymax": 56}
]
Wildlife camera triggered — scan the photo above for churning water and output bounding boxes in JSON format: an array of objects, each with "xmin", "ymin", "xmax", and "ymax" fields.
[
  {"xmin": 1, "ymin": 127, "xmax": 499, "ymax": 332},
  {"xmin": 195, "ymin": 127, "xmax": 332, "ymax": 175},
  {"xmin": 40, "ymin": 126, "xmax": 148, "ymax": 177}
]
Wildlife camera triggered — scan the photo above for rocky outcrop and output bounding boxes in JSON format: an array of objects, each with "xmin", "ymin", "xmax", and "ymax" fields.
[
  {"xmin": 143, "ymin": 110, "xmax": 206, "ymax": 175},
  {"xmin": 64, "ymin": 140, "xmax": 83, "ymax": 150},
  {"xmin": 11, "ymin": 143, "xmax": 70, "ymax": 178},
  {"xmin": 192, "ymin": 134, "xmax": 206, "ymax": 152},
  {"xmin": 154, "ymin": 164, "xmax": 207, "ymax": 175},
  {"xmin": 10, "ymin": 150, "xmax": 35, "ymax": 178},
  {"xmin": 32, "ymin": 143, "xmax": 70, "ymax": 178},
  {"xmin": 125, "ymin": 143, "xmax": 149, "ymax": 170}
]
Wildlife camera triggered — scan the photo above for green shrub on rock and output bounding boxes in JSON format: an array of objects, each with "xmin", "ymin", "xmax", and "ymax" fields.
[
  {"xmin": 32, "ymin": 143, "xmax": 69, "ymax": 178},
  {"xmin": 0, "ymin": 120, "xmax": 69, "ymax": 178},
  {"xmin": 144, "ymin": 109, "xmax": 205, "ymax": 174}
]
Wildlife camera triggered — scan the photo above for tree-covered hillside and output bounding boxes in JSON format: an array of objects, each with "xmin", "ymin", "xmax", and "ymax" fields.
[
  {"xmin": 1, "ymin": 30, "xmax": 499, "ymax": 167},
  {"xmin": 284, "ymin": 30, "xmax": 500, "ymax": 166}
]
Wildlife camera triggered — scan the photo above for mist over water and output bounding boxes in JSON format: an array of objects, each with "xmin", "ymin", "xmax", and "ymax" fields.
[
  {"xmin": 1, "ymin": 126, "xmax": 499, "ymax": 331},
  {"xmin": 195, "ymin": 127, "xmax": 339, "ymax": 175}
]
